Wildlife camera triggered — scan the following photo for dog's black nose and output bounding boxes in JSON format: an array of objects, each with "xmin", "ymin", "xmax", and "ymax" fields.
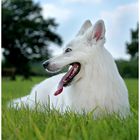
[{"xmin": 43, "ymin": 61, "xmax": 49, "ymax": 69}]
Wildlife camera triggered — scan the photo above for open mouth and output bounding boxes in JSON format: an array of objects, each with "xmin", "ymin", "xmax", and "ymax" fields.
[{"xmin": 54, "ymin": 62, "xmax": 81, "ymax": 96}]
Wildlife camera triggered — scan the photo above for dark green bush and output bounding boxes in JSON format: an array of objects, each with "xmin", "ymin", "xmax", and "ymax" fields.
[{"xmin": 116, "ymin": 59, "xmax": 138, "ymax": 78}]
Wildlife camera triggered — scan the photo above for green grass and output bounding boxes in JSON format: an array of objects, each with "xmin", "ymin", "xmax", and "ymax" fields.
[{"xmin": 2, "ymin": 77, "xmax": 138, "ymax": 140}]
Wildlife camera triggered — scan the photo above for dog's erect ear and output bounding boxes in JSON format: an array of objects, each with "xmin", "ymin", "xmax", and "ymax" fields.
[
  {"xmin": 77, "ymin": 20, "xmax": 92, "ymax": 36},
  {"xmin": 92, "ymin": 20, "xmax": 105, "ymax": 42}
]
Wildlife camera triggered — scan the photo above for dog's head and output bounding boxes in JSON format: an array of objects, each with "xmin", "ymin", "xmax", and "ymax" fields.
[{"xmin": 43, "ymin": 19, "xmax": 106, "ymax": 95}]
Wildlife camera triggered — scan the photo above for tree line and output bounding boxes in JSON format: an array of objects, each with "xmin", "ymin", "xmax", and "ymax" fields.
[
  {"xmin": 116, "ymin": 24, "xmax": 138, "ymax": 78},
  {"xmin": 2, "ymin": 0, "xmax": 62, "ymax": 79}
]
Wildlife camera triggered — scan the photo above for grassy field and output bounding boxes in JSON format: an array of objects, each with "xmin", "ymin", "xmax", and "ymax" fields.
[{"xmin": 2, "ymin": 77, "xmax": 138, "ymax": 140}]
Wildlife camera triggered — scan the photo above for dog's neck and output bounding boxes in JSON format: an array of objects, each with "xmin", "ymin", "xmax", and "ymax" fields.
[{"xmin": 70, "ymin": 46, "xmax": 119, "ymax": 94}]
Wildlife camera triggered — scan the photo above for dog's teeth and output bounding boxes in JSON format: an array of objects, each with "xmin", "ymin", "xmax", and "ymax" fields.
[{"xmin": 63, "ymin": 80, "xmax": 67, "ymax": 83}]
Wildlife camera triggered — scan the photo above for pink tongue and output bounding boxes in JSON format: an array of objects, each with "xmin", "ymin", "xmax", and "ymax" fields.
[{"xmin": 54, "ymin": 64, "xmax": 77, "ymax": 96}]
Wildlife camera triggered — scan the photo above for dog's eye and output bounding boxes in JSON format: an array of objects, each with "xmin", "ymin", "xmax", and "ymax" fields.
[{"xmin": 65, "ymin": 48, "xmax": 72, "ymax": 53}]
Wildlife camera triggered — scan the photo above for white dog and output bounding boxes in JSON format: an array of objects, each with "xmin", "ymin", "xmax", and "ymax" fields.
[{"xmin": 10, "ymin": 19, "xmax": 130, "ymax": 118}]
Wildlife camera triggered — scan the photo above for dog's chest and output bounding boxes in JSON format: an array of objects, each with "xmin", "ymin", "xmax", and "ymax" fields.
[{"xmin": 64, "ymin": 87, "xmax": 97, "ymax": 112}]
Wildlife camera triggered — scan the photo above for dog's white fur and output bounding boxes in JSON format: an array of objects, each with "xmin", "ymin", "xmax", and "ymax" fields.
[{"xmin": 10, "ymin": 20, "xmax": 130, "ymax": 118}]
